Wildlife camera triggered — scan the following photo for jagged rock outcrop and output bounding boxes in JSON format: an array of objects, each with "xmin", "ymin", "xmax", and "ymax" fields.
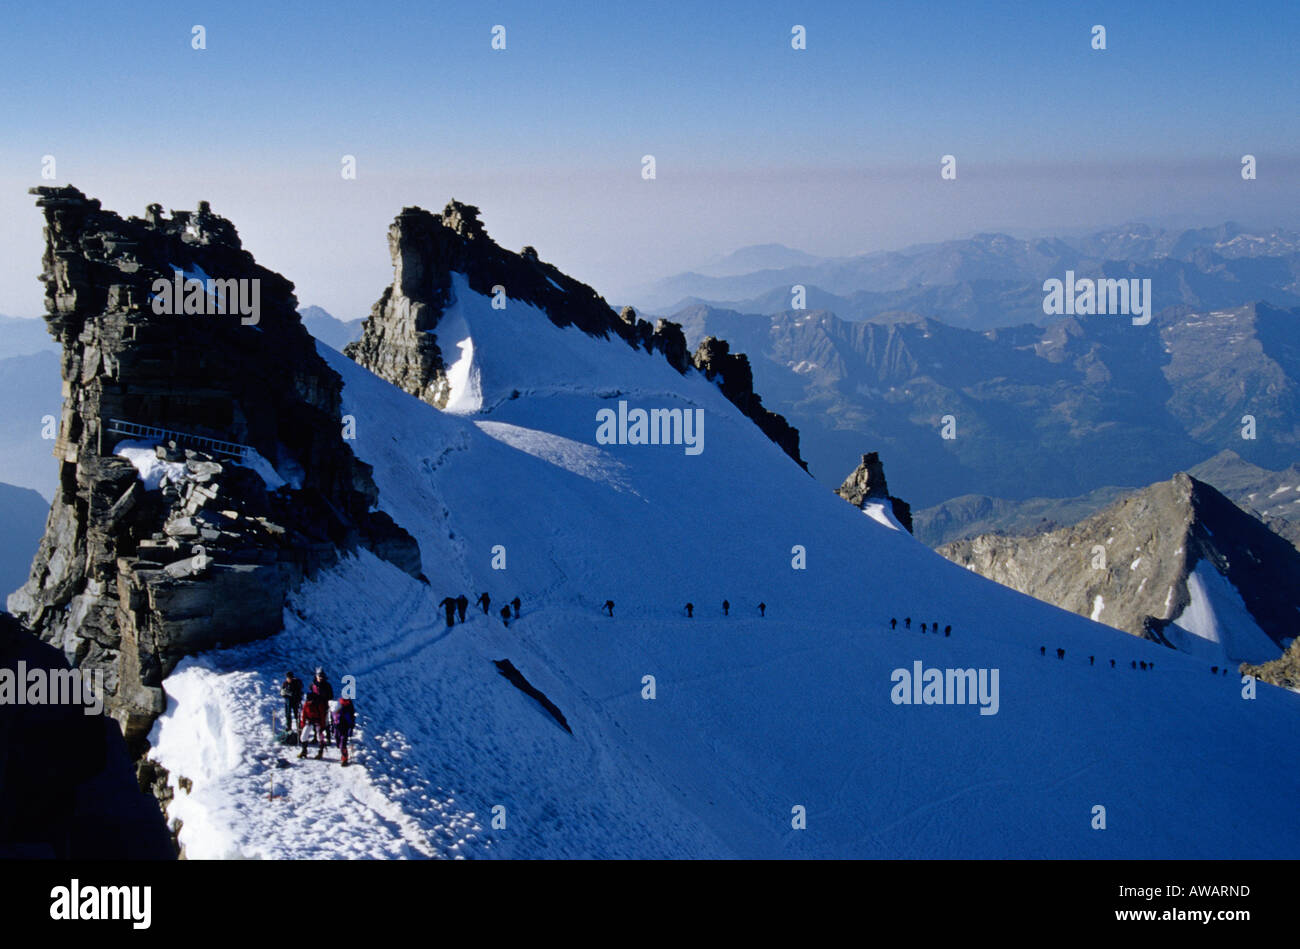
[
  {"xmin": 938, "ymin": 473, "xmax": 1300, "ymax": 663},
  {"xmin": 1241, "ymin": 638, "xmax": 1300, "ymax": 690},
  {"xmin": 9, "ymin": 186, "xmax": 422, "ymax": 747},
  {"xmin": 835, "ymin": 452, "xmax": 913, "ymax": 532},
  {"xmin": 346, "ymin": 201, "xmax": 804, "ymax": 467}
]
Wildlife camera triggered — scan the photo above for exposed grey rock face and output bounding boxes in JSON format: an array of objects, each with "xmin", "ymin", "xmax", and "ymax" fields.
[
  {"xmin": 9, "ymin": 186, "xmax": 422, "ymax": 747},
  {"xmin": 835, "ymin": 452, "xmax": 913, "ymax": 533},
  {"xmin": 346, "ymin": 201, "xmax": 805, "ymax": 467},
  {"xmin": 938, "ymin": 473, "xmax": 1300, "ymax": 662},
  {"xmin": 1241, "ymin": 637, "xmax": 1300, "ymax": 690}
]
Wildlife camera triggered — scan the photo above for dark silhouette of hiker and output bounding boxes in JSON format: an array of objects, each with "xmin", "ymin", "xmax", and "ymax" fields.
[
  {"xmin": 1211, "ymin": 665, "xmax": 1218, "ymax": 675},
  {"xmin": 1132, "ymin": 661, "xmax": 1138, "ymax": 669},
  {"xmin": 932, "ymin": 622, "xmax": 939, "ymax": 635},
  {"xmin": 921, "ymin": 623, "xmax": 927, "ymax": 634},
  {"xmin": 1139, "ymin": 661, "xmax": 1147, "ymax": 670},
  {"xmin": 685, "ymin": 603, "xmax": 694, "ymax": 617},
  {"xmin": 511, "ymin": 597, "xmax": 521, "ymax": 619},
  {"xmin": 722, "ymin": 600, "xmax": 730, "ymax": 616},
  {"xmin": 1110, "ymin": 659, "xmax": 1115, "ymax": 668},
  {"xmin": 477, "ymin": 592, "xmax": 491, "ymax": 615},
  {"xmin": 758, "ymin": 602, "xmax": 766, "ymax": 617},
  {"xmin": 456, "ymin": 594, "xmax": 469, "ymax": 623},
  {"xmin": 1040, "ymin": 646, "xmax": 1045, "ymax": 656},
  {"xmin": 603, "ymin": 600, "xmax": 614, "ymax": 617},
  {"xmin": 500, "ymin": 605, "xmax": 511, "ymax": 627},
  {"xmin": 890, "ymin": 618, "xmax": 897, "ymax": 630},
  {"xmin": 1148, "ymin": 662, "xmax": 1153, "ymax": 670},
  {"xmin": 1056, "ymin": 648, "xmax": 1065, "ymax": 659},
  {"xmin": 943, "ymin": 625, "xmax": 951, "ymax": 637},
  {"xmin": 904, "ymin": 617, "xmax": 911, "ymax": 629},
  {"xmin": 280, "ymin": 671, "xmax": 303, "ymax": 731},
  {"xmin": 438, "ymin": 596, "xmax": 456, "ymax": 627},
  {"xmin": 1089, "ymin": 655, "xmax": 1095, "ymax": 666}
]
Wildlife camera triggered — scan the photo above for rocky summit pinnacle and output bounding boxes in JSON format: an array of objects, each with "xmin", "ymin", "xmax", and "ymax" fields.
[
  {"xmin": 836, "ymin": 452, "xmax": 913, "ymax": 533},
  {"xmin": 345, "ymin": 200, "xmax": 806, "ymax": 468},
  {"xmin": 938, "ymin": 472, "xmax": 1300, "ymax": 665},
  {"xmin": 8, "ymin": 186, "xmax": 422, "ymax": 746}
]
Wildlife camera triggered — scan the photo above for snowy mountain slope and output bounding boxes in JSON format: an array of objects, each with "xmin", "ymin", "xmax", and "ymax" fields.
[{"xmin": 147, "ymin": 275, "xmax": 1300, "ymax": 860}]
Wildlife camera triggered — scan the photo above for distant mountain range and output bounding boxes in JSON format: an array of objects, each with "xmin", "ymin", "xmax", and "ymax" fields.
[
  {"xmin": 938, "ymin": 473, "xmax": 1298, "ymax": 667},
  {"xmin": 300, "ymin": 305, "xmax": 364, "ymax": 351},
  {"xmin": 633, "ymin": 223, "xmax": 1300, "ymax": 329},
  {"xmin": 677, "ymin": 301, "xmax": 1300, "ymax": 508},
  {"xmin": 0, "ymin": 314, "xmax": 59, "ymax": 358},
  {"xmin": 914, "ymin": 451, "xmax": 1300, "ymax": 550}
]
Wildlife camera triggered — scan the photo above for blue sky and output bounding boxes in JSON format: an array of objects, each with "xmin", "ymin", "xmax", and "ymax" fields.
[{"xmin": 1, "ymin": 0, "xmax": 1296, "ymax": 317}]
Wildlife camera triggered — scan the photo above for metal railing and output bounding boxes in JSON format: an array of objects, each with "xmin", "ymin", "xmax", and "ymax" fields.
[{"xmin": 105, "ymin": 418, "xmax": 250, "ymax": 459}]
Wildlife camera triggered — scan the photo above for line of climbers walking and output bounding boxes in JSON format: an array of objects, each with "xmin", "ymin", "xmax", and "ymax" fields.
[
  {"xmin": 438, "ymin": 592, "xmax": 523, "ymax": 627},
  {"xmin": 888, "ymin": 617, "xmax": 953, "ymax": 636},
  {"xmin": 279, "ymin": 667, "xmax": 356, "ymax": 765},
  {"xmin": 1036, "ymin": 645, "xmax": 1239, "ymax": 677}
]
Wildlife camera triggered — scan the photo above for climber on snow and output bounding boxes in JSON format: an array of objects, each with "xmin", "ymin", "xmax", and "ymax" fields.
[
  {"xmin": 477, "ymin": 592, "xmax": 491, "ymax": 615},
  {"xmin": 332, "ymin": 697, "xmax": 357, "ymax": 766},
  {"xmin": 280, "ymin": 670, "xmax": 303, "ymax": 731},
  {"xmin": 439, "ymin": 596, "xmax": 457, "ymax": 627},
  {"xmin": 603, "ymin": 600, "xmax": 615, "ymax": 617},
  {"xmin": 313, "ymin": 668, "xmax": 335, "ymax": 740},
  {"xmin": 722, "ymin": 600, "xmax": 730, "ymax": 616},
  {"xmin": 456, "ymin": 594, "xmax": 469, "ymax": 623},
  {"xmin": 500, "ymin": 605, "xmax": 512, "ymax": 627},
  {"xmin": 511, "ymin": 596, "xmax": 521, "ymax": 619},
  {"xmin": 298, "ymin": 689, "xmax": 328, "ymax": 759},
  {"xmin": 758, "ymin": 602, "xmax": 766, "ymax": 617},
  {"xmin": 685, "ymin": 603, "xmax": 694, "ymax": 618}
]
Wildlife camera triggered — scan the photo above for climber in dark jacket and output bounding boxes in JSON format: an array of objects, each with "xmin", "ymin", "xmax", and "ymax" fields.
[
  {"xmin": 511, "ymin": 597, "xmax": 521, "ymax": 619},
  {"xmin": 332, "ymin": 698, "xmax": 357, "ymax": 766},
  {"xmin": 476, "ymin": 592, "xmax": 491, "ymax": 615},
  {"xmin": 685, "ymin": 603, "xmax": 694, "ymax": 618},
  {"xmin": 500, "ymin": 605, "xmax": 512, "ymax": 627},
  {"xmin": 758, "ymin": 602, "xmax": 766, "ymax": 617},
  {"xmin": 603, "ymin": 600, "xmax": 615, "ymax": 617},
  {"xmin": 280, "ymin": 671, "xmax": 303, "ymax": 731},
  {"xmin": 313, "ymin": 668, "xmax": 335, "ymax": 741},
  {"xmin": 456, "ymin": 594, "xmax": 469, "ymax": 623},
  {"xmin": 722, "ymin": 600, "xmax": 730, "ymax": 616},
  {"xmin": 890, "ymin": 618, "xmax": 897, "ymax": 630},
  {"xmin": 439, "ymin": 596, "xmax": 456, "ymax": 627}
]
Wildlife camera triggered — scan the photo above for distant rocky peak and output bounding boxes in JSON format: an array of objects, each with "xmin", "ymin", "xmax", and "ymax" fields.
[
  {"xmin": 837, "ymin": 452, "xmax": 892, "ymax": 505},
  {"xmin": 347, "ymin": 200, "xmax": 807, "ymax": 468},
  {"xmin": 441, "ymin": 199, "xmax": 488, "ymax": 240},
  {"xmin": 836, "ymin": 452, "xmax": 913, "ymax": 533}
]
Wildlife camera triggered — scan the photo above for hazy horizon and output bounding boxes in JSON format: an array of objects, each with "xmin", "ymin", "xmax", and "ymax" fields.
[{"xmin": 3, "ymin": 0, "xmax": 1297, "ymax": 319}]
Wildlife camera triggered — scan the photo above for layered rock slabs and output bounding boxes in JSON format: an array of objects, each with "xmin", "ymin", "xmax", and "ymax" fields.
[{"xmin": 9, "ymin": 186, "xmax": 422, "ymax": 746}]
